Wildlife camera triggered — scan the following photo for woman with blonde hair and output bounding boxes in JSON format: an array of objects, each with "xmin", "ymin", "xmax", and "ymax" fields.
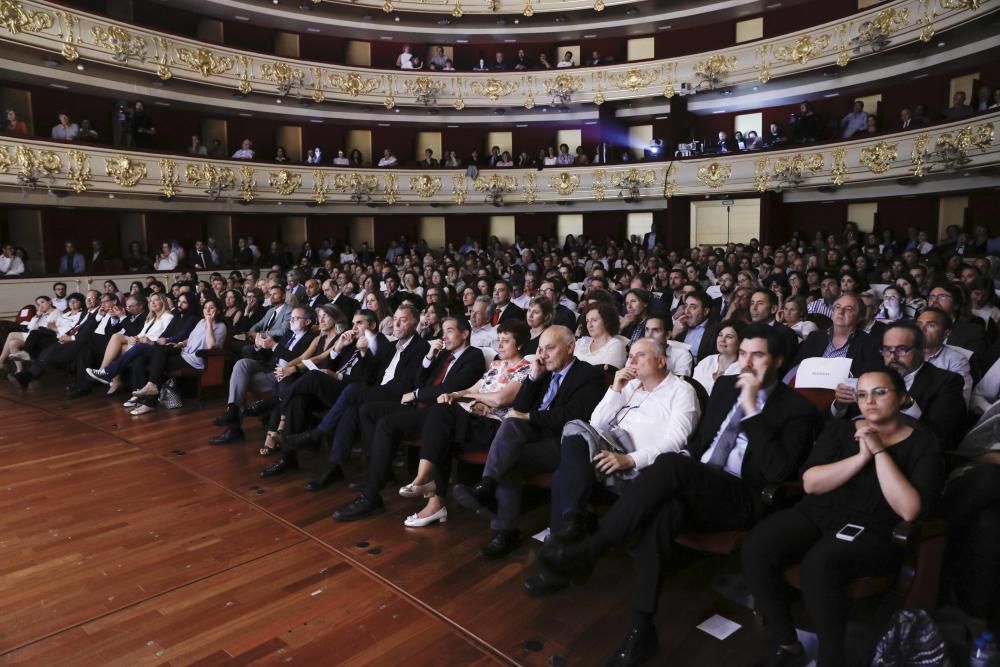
[{"xmin": 96, "ymin": 292, "xmax": 173, "ymax": 394}]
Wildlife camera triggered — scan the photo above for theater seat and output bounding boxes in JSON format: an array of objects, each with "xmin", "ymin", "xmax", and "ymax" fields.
[{"xmin": 168, "ymin": 326, "xmax": 229, "ymax": 401}]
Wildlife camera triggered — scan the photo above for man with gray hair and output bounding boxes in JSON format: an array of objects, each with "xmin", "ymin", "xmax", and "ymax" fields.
[
  {"xmin": 523, "ymin": 338, "xmax": 701, "ymax": 596},
  {"xmin": 455, "ymin": 326, "xmax": 606, "ymax": 559},
  {"xmin": 470, "ymin": 295, "xmax": 498, "ymax": 355}
]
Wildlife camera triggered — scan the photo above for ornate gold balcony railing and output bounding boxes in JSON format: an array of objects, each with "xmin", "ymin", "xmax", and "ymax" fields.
[
  {"xmin": 0, "ymin": 113, "xmax": 995, "ymax": 205},
  {"xmin": 0, "ymin": 0, "xmax": 992, "ymax": 109},
  {"xmin": 307, "ymin": 0, "xmax": 636, "ymax": 15}
]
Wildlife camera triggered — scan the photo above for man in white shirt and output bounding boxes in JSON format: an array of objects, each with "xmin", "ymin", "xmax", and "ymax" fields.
[
  {"xmin": 377, "ymin": 149, "xmax": 398, "ymax": 167},
  {"xmin": 332, "ymin": 150, "xmax": 350, "ymax": 166},
  {"xmin": 918, "ymin": 307, "xmax": 973, "ymax": 404},
  {"xmin": 232, "ymin": 139, "xmax": 255, "ymax": 160},
  {"xmin": 0, "ymin": 243, "xmax": 25, "ymax": 276},
  {"xmin": 470, "ymin": 296, "xmax": 498, "ymax": 355},
  {"xmin": 840, "ymin": 100, "xmax": 868, "ymax": 138},
  {"xmin": 51, "ymin": 282, "xmax": 68, "ymax": 311},
  {"xmin": 643, "ymin": 316, "xmax": 693, "ymax": 377}
]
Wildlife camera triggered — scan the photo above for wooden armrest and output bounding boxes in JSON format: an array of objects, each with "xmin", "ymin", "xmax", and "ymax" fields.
[{"xmin": 761, "ymin": 481, "xmax": 804, "ymax": 508}]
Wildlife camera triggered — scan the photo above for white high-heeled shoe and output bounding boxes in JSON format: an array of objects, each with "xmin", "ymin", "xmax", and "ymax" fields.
[
  {"xmin": 403, "ymin": 507, "xmax": 448, "ymax": 527},
  {"xmin": 398, "ymin": 480, "xmax": 436, "ymax": 499}
]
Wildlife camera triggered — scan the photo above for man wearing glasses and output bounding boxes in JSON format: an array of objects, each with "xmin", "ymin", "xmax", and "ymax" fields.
[
  {"xmin": 788, "ymin": 294, "xmax": 881, "ymax": 385},
  {"xmin": 926, "ymin": 283, "xmax": 988, "ymax": 374},
  {"xmin": 522, "ymin": 338, "xmax": 701, "ymax": 597}
]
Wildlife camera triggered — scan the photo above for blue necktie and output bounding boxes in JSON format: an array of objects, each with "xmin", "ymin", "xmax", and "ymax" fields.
[
  {"xmin": 706, "ymin": 402, "xmax": 744, "ymax": 468},
  {"xmin": 539, "ymin": 373, "xmax": 563, "ymax": 411}
]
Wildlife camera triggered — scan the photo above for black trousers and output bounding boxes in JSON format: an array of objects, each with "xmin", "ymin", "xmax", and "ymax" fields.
[
  {"xmin": 72, "ymin": 335, "xmax": 110, "ymax": 387},
  {"xmin": 358, "ymin": 402, "xmax": 429, "ymax": 499},
  {"xmin": 280, "ymin": 370, "xmax": 346, "ymax": 434},
  {"xmin": 29, "ymin": 338, "xmax": 82, "ymax": 378},
  {"xmin": 588, "ymin": 453, "xmax": 757, "ymax": 616},
  {"xmin": 23, "ymin": 329, "xmax": 57, "ymax": 359},
  {"xmin": 131, "ymin": 345, "xmax": 192, "ymax": 390},
  {"xmin": 942, "ymin": 463, "xmax": 1000, "ymax": 619},
  {"xmin": 418, "ymin": 402, "xmax": 500, "ymax": 498},
  {"xmin": 741, "ymin": 507, "xmax": 902, "ymax": 667}
]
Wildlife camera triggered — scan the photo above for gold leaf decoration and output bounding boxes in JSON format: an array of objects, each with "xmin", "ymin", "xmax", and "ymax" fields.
[
  {"xmin": 773, "ymin": 34, "xmax": 830, "ymax": 65},
  {"xmin": 269, "ymin": 169, "xmax": 302, "ymax": 196},
  {"xmin": 238, "ymin": 165, "xmax": 257, "ymax": 202},
  {"xmin": 0, "ymin": 0, "xmax": 53, "ymax": 34},
  {"xmin": 754, "ymin": 45, "xmax": 772, "ymax": 84},
  {"xmin": 312, "ymin": 171, "xmax": 329, "ymax": 204},
  {"xmin": 696, "ymin": 162, "xmax": 732, "ymax": 188},
  {"xmin": 451, "ymin": 175, "xmax": 467, "ymax": 204},
  {"xmin": 238, "ymin": 55, "xmax": 253, "ymax": 95},
  {"xmin": 66, "ymin": 149, "xmax": 90, "ymax": 193},
  {"xmin": 611, "ymin": 168, "xmax": 656, "ymax": 189},
  {"xmin": 185, "ymin": 163, "xmax": 236, "ymax": 191},
  {"xmin": 159, "ymin": 159, "xmax": 179, "ymax": 197},
  {"xmin": 831, "ymin": 147, "xmax": 849, "ymax": 186},
  {"xmin": 383, "ymin": 173, "xmax": 399, "ymax": 205},
  {"xmin": 608, "ymin": 68, "xmax": 658, "ymax": 92},
  {"xmin": 859, "ymin": 140, "xmax": 898, "ymax": 174},
  {"xmin": 470, "ymin": 78, "xmax": 519, "ymax": 100},
  {"xmin": 548, "ymin": 172, "xmax": 580, "ymax": 196},
  {"xmin": 910, "ymin": 133, "xmax": 932, "ymax": 177},
  {"xmin": 104, "ymin": 155, "xmax": 146, "ymax": 187},
  {"xmin": 90, "ymin": 24, "xmax": 147, "ymax": 63},
  {"xmin": 55, "ymin": 10, "xmax": 79, "ymax": 61},
  {"xmin": 592, "ymin": 169, "xmax": 607, "ymax": 201},
  {"xmin": 474, "ymin": 173, "xmax": 517, "ymax": 193},
  {"xmin": 409, "ymin": 174, "xmax": 442, "ymax": 198},
  {"xmin": 938, "ymin": 0, "xmax": 981, "ymax": 10},
  {"xmin": 329, "ymin": 72, "xmax": 381, "ymax": 97},
  {"xmin": 937, "ymin": 123, "xmax": 995, "ymax": 155},
  {"xmin": 523, "ymin": 172, "xmax": 538, "ymax": 204},
  {"xmin": 754, "ymin": 157, "xmax": 771, "ymax": 192},
  {"xmin": 772, "ymin": 152, "xmax": 825, "ymax": 185},
  {"xmin": 403, "ymin": 76, "xmax": 446, "ymax": 98},
  {"xmin": 662, "ymin": 163, "xmax": 677, "ymax": 198},
  {"xmin": 333, "ymin": 172, "xmax": 378, "ymax": 191},
  {"xmin": 543, "ymin": 74, "xmax": 584, "ymax": 96},
  {"xmin": 260, "ymin": 62, "xmax": 304, "ymax": 94},
  {"xmin": 693, "ymin": 55, "xmax": 737, "ymax": 86},
  {"xmin": 177, "ymin": 47, "xmax": 234, "ymax": 76}
]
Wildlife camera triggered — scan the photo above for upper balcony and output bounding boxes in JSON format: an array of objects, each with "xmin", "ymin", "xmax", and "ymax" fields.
[{"xmin": 0, "ymin": 0, "xmax": 994, "ymax": 110}]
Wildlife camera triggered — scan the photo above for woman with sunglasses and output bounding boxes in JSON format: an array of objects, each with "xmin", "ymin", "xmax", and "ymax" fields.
[{"xmin": 742, "ymin": 369, "xmax": 944, "ymax": 667}]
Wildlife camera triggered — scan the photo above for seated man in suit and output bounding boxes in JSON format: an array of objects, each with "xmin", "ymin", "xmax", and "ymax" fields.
[
  {"xmin": 454, "ymin": 326, "xmax": 607, "ymax": 559},
  {"xmin": 539, "ymin": 324, "xmax": 820, "ymax": 667},
  {"xmin": 247, "ymin": 285, "xmax": 292, "ymax": 342},
  {"xmin": 673, "ymin": 291, "xmax": 719, "ymax": 364},
  {"xmin": 524, "ymin": 338, "xmax": 702, "ymax": 596},
  {"xmin": 748, "ymin": 289, "xmax": 799, "ymax": 373},
  {"xmin": 261, "ymin": 305, "xmax": 429, "ymax": 482},
  {"xmin": 491, "ymin": 279, "xmax": 525, "ymax": 326},
  {"xmin": 918, "ymin": 307, "xmax": 973, "ymax": 404},
  {"xmin": 303, "ymin": 279, "xmax": 327, "ymax": 309},
  {"xmin": 66, "ymin": 294, "xmax": 149, "ymax": 397},
  {"xmin": 322, "ymin": 278, "xmax": 358, "ymax": 321},
  {"xmin": 19, "ymin": 290, "xmax": 105, "ymax": 387},
  {"xmin": 209, "ymin": 306, "xmax": 316, "ymax": 444},
  {"xmin": 834, "ymin": 321, "xmax": 967, "ymax": 450},
  {"xmin": 274, "ymin": 310, "xmax": 389, "ymax": 457},
  {"xmin": 540, "ymin": 278, "xmax": 577, "ymax": 330},
  {"xmin": 331, "ymin": 316, "xmax": 486, "ymax": 522},
  {"xmin": 927, "ymin": 283, "xmax": 989, "ymax": 377},
  {"xmin": 787, "ymin": 293, "xmax": 881, "ymax": 383}
]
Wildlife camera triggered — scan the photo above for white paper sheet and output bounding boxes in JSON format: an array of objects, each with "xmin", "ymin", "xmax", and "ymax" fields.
[
  {"xmin": 795, "ymin": 357, "xmax": 853, "ymax": 390},
  {"xmin": 696, "ymin": 614, "xmax": 741, "ymax": 640},
  {"xmin": 532, "ymin": 527, "xmax": 551, "ymax": 543},
  {"xmin": 302, "ymin": 359, "xmax": 319, "ymax": 371}
]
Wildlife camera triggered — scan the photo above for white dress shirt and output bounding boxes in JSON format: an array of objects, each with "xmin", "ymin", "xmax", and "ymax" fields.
[
  {"xmin": 381, "ymin": 335, "xmax": 414, "ymax": 385},
  {"xmin": 973, "ymin": 355, "xmax": 1000, "ymax": 414},
  {"xmin": 692, "ymin": 354, "xmax": 740, "ymax": 396},
  {"xmin": 0, "ymin": 255, "xmax": 24, "ymax": 275},
  {"xmin": 471, "ymin": 325, "xmax": 498, "ymax": 355},
  {"xmin": 591, "ymin": 374, "xmax": 700, "ymax": 471},
  {"xmin": 574, "ymin": 336, "xmax": 627, "ymax": 369},
  {"xmin": 666, "ymin": 339, "xmax": 694, "ymax": 377}
]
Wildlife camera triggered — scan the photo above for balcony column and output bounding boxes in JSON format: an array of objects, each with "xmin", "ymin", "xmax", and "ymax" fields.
[{"xmin": 759, "ymin": 192, "xmax": 789, "ymax": 247}]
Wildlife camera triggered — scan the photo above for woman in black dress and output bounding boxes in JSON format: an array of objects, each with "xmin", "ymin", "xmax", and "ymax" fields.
[{"xmin": 742, "ymin": 369, "xmax": 944, "ymax": 667}]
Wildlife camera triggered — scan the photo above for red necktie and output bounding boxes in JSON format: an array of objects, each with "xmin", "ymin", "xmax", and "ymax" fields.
[
  {"xmin": 432, "ymin": 353, "xmax": 455, "ymax": 386},
  {"xmin": 491, "ymin": 308, "xmax": 501, "ymax": 326}
]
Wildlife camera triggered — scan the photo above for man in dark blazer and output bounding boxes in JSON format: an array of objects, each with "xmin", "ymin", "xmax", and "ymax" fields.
[
  {"xmin": 66, "ymin": 294, "xmax": 149, "ymax": 397},
  {"xmin": 642, "ymin": 222, "xmax": 658, "ymax": 252},
  {"xmin": 277, "ymin": 309, "xmax": 390, "ymax": 442},
  {"xmin": 209, "ymin": 306, "xmax": 317, "ymax": 443},
  {"xmin": 303, "ymin": 279, "xmax": 328, "ymax": 309},
  {"xmin": 787, "ymin": 294, "xmax": 881, "ymax": 381},
  {"xmin": 676, "ymin": 291, "xmax": 720, "ymax": 363},
  {"xmin": 261, "ymin": 305, "xmax": 429, "ymax": 479},
  {"xmin": 540, "ymin": 278, "xmax": 577, "ymax": 330},
  {"xmin": 21, "ymin": 290, "xmax": 103, "ymax": 385},
  {"xmin": 323, "ymin": 279, "xmax": 358, "ymax": 321},
  {"xmin": 834, "ymin": 320, "xmax": 967, "ymax": 450},
  {"xmin": 539, "ymin": 324, "xmax": 820, "ymax": 666},
  {"xmin": 490, "ymin": 279, "xmax": 525, "ymax": 326},
  {"xmin": 332, "ymin": 317, "xmax": 487, "ymax": 519},
  {"xmin": 927, "ymin": 283, "xmax": 989, "ymax": 377},
  {"xmin": 748, "ymin": 289, "xmax": 799, "ymax": 373},
  {"xmin": 454, "ymin": 326, "xmax": 607, "ymax": 558}
]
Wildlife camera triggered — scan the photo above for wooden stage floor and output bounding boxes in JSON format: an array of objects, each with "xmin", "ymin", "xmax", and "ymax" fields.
[{"xmin": 0, "ymin": 380, "xmax": 773, "ymax": 666}]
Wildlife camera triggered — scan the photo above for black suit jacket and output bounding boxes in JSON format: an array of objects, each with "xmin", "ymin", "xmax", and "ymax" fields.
[
  {"xmin": 554, "ymin": 305, "xmax": 577, "ymax": 330},
  {"xmin": 949, "ymin": 317, "xmax": 988, "ymax": 377},
  {"xmin": 371, "ymin": 335, "xmax": 431, "ymax": 396},
  {"xmin": 494, "ymin": 302, "xmax": 525, "ymax": 325},
  {"xmin": 680, "ymin": 319, "xmax": 721, "ymax": 363},
  {"xmin": 512, "ymin": 359, "xmax": 606, "ymax": 439},
  {"xmin": 332, "ymin": 294, "xmax": 358, "ymax": 320},
  {"xmin": 791, "ymin": 328, "xmax": 881, "ymax": 378},
  {"xmin": 688, "ymin": 377, "xmax": 820, "ymax": 508},
  {"xmin": 908, "ymin": 363, "xmax": 967, "ymax": 451},
  {"xmin": 306, "ymin": 294, "xmax": 329, "ymax": 309},
  {"xmin": 769, "ymin": 321, "xmax": 801, "ymax": 372},
  {"xmin": 254, "ymin": 330, "xmax": 316, "ymax": 369},
  {"xmin": 415, "ymin": 346, "xmax": 487, "ymax": 404},
  {"xmin": 642, "ymin": 232, "xmax": 658, "ymax": 250}
]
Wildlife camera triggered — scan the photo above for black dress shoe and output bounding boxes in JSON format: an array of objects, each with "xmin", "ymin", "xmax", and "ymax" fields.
[
  {"xmin": 333, "ymin": 494, "xmax": 385, "ymax": 522},
  {"xmin": 454, "ymin": 477, "xmax": 498, "ymax": 518},
  {"xmin": 607, "ymin": 625, "xmax": 658, "ymax": 667},
  {"xmin": 554, "ymin": 511, "xmax": 589, "ymax": 544},
  {"xmin": 13, "ymin": 371, "xmax": 31, "ymax": 390},
  {"xmin": 305, "ymin": 466, "xmax": 344, "ymax": 492},
  {"xmin": 478, "ymin": 530, "xmax": 521, "ymax": 560},
  {"xmin": 276, "ymin": 428, "xmax": 322, "ymax": 451},
  {"xmin": 523, "ymin": 568, "xmax": 569, "ymax": 597},
  {"xmin": 348, "ymin": 479, "xmax": 390, "ymax": 493},
  {"xmin": 540, "ymin": 537, "xmax": 595, "ymax": 580},
  {"xmin": 213, "ymin": 405, "xmax": 241, "ymax": 427},
  {"xmin": 260, "ymin": 455, "xmax": 298, "ymax": 478},
  {"xmin": 243, "ymin": 397, "xmax": 277, "ymax": 417},
  {"xmin": 208, "ymin": 426, "xmax": 245, "ymax": 445}
]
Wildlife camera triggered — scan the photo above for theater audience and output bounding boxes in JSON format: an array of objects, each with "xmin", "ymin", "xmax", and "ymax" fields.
[
  {"xmin": 574, "ymin": 302, "xmax": 626, "ymax": 369},
  {"xmin": 692, "ymin": 318, "xmax": 743, "ymax": 395}
]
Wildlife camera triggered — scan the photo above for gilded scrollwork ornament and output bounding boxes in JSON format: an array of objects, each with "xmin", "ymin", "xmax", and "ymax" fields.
[
  {"xmin": 608, "ymin": 68, "xmax": 659, "ymax": 92},
  {"xmin": 910, "ymin": 133, "xmax": 933, "ymax": 177},
  {"xmin": 91, "ymin": 24, "xmax": 147, "ymax": 63},
  {"xmin": 693, "ymin": 55, "xmax": 736, "ymax": 89},
  {"xmin": 66, "ymin": 149, "xmax": 90, "ymax": 193},
  {"xmin": 333, "ymin": 172, "xmax": 378, "ymax": 192},
  {"xmin": 238, "ymin": 165, "xmax": 257, "ymax": 202},
  {"xmin": 754, "ymin": 46, "xmax": 772, "ymax": 84},
  {"xmin": 451, "ymin": 175, "xmax": 467, "ymax": 205},
  {"xmin": 859, "ymin": 140, "xmax": 899, "ymax": 174},
  {"xmin": 592, "ymin": 169, "xmax": 607, "ymax": 201},
  {"xmin": 696, "ymin": 162, "xmax": 732, "ymax": 188},
  {"xmin": 269, "ymin": 169, "xmax": 302, "ymax": 196},
  {"xmin": 261, "ymin": 61, "xmax": 304, "ymax": 96},
  {"xmin": 662, "ymin": 163, "xmax": 678, "ymax": 198},
  {"xmin": 938, "ymin": 0, "xmax": 981, "ymax": 10},
  {"xmin": 773, "ymin": 34, "xmax": 830, "ymax": 65},
  {"xmin": 237, "ymin": 55, "xmax": 253, "ymax": 95},
  {"xmin": 754, "ymin": 157, "xmax": 771, "ymax": 192},
  {"xmin": 523, "ymin": 172, "xmax": 538, "ymax": 204},
  {"xmin": 177, "ymin": 47, "xmax": 234, "ymax": 77},
  {"xmin": 549, "ymin": 172, "xmax": 580, "ymax": 196},
  {"xmin": 105, "ymin": 155, "xmax": 146, "ymax": 187},
  {"xmin": 154, "ymin": 37, "xmax": 173, "ymax": 80},
  {"xmin": 772, "ymin": 152, "xmax": 825, "ymax": 188},
  {"xmin": 329, "ymin": 72, "xmax": 381, "ymax": 97},
  {"xmin": 831, "ymin": 147, "xmax": 850, "ymax": 186},
  {"xmin": 0, "ymin": 0, "xmax": 53, "ymax": 34},
  {"xmin": 470, "ymin": 78, "xmax": 519, "ymax": 101},
  {"xmin": 158, "ymin": 159, "xmax": 180, "ymax": 197},
  {"xmin": 917, "ymin": 0, "xmax": 937, "ymax": 41},
  {"xmin": 409, "ymin": 174, "xmax": 442, "ymax": 198},
  {"xmin": 55, "ymin": 10, "xmax": 79, "ymax": 61},
  {"xmin": 383, "ymin": 173, "xmax": 399, "ymax": 205},
  {"xmin": 312, "ymin": 171, "xmax": 329, "ymax": 204}
]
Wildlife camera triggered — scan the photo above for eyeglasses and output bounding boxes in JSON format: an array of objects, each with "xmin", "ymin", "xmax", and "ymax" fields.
[
  {"xmin": 927, "ymin": 293, "xmax": 954, "ymax": 302},
  {"xmin": 880, "ymin": 345, "xmax": 913, "ymax": 356},
  {"xmin": 856, "ymin": 387, "xmax": 894, "ymax": 400},
  {"xmin": 610, "ymin": 404, "xmax": 637, "ymax": 428}
]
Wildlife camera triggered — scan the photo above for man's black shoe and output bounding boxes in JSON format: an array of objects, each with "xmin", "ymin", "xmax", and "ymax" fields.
[
  {"xmin": 540, "ymin": 537, "xmax": 595, "ymax": 580},
  {"xmin": 554, "ymin": 511, "xmax": 589, "ymax": 543},
  {"xmin": 332, "ymin": 494, "xmax": 385, "ymax": 522},
  {"xmin": 523, "ymin": 568, "xmax": 569, "ymax": 597},
  {"xmin": 212, "ymin": 404, "xmax": 240, "ymax": 427},
  {"xmin": 478, "ymin": 530, "xmax": 521, "ymax": 559},
  {"xmin": 454, "ymin": 477, "xmax": 498, "ymax": 518},
  {"xmin": 606, "ymin": 625, "xmax": 658, "ymax": 667},
  {"xmin": 13, "ymin": 371, "xmax": 31, "ymax": 390},
  {"xmin": 305, "ymin": 466, "xmax": 344, "ymax": 491},
  {"xmin": 243, "ymin": 397, "xmax": 277, "ymax": 417},
  {"xmin": 208, "ymin": 426, "xmax": 245, "ymax": 445},
  {"xmin": 276, "ymin": 428, "xmax": 322, "ymax": 451},
  {"xmin": 260, "ymin": 455, "xmax": 298, "ymax": 478}
]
